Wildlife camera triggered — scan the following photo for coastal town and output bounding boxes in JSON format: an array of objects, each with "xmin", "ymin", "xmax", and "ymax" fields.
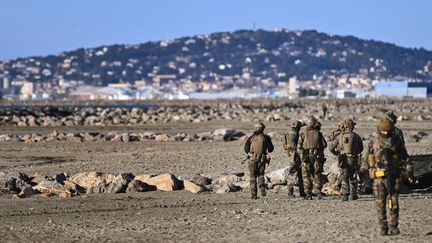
[{"xmin": 1, "ymin": 30, "xmax": 431, "ymax": 100}]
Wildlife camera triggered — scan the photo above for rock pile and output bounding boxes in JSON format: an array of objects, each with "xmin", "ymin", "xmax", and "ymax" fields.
[
  {"xmin": 1, "ymin": 99, "xmax": 431, "ymax": 127},
  {"xmin": 0, "ymin": 128, "xmax": 250, "ymax": 143},
  {"xmin": 0, "ymin": 171, "xmax": 210, "ymax": 199},
  {"xmin": 0, "ymin": 164, "xmax": 347, "ymax": 200}
]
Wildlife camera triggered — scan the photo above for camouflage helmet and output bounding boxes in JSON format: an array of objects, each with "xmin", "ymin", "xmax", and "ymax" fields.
[
  {"xmin": 305, "ymin": 115, "xmax": 317, "ymax": 128},
  {"xmin": 344, "ymin": 119, "xmax": 356, "ymax": 130},
  {"xmin": 254, "ymin": 122, "xmax": 266, "ymax": 132},
  {"xmin": 378, "ymin": 118, "xmax": 394, "ymax": 133},
  {"xmin": 385, "ymin": 111, "xmax": 398, "ymax": 124}
]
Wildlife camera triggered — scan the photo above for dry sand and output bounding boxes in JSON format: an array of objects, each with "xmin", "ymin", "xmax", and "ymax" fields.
[{"xmin": 1, "ymin": 119, "xmax": 431, "ymax": 242}]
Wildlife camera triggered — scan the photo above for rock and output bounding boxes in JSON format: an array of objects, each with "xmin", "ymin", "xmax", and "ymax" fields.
[
  {"xmin": 134, "ymin": 174, "xmax": 156, "ymax": 182},
  {"xmin": 50, "ymin": 129, "xmax": 60, "ymax": 138},
  {"xmin": 54, "ymin": 173, "xmax": 68, "ymax": 184},
  {"xmin": 265, "ymin": 166, "xmax": 291, "ymax": 188},
  {"xmin": 31, "ymin": 173, "xmax": 49, "ymax": 185},
  {"xmin": 212, "ymin": 173, "xmax": 248, "ymax": 191},
  {"xmin": 126, "ymin": 180, "xmax": 156, "ymax": 192},
  {"xmin": 191, "ymin": 174, "xmax": 212, "ymax": 186},
  {"xmin": 212, "ymin": 174, "xmax": 242, "ymax": 186},
  {"xmin": 63, "ymin": 180, "xmax": 85, "ymax": 194},
  {"xmin": 69, "ymin": 171, "xmax": 129, "ymax": 194},
  {"xmin": 0, "ymin": 172, "xmax": 32, "ymax": 195},
  {"xmin": 0, "ymin": 134, "xmax": 14, "ymax": 142},
  {"xmin": 416, "ymin": 115, "xmax": 427, "ymax": 121},
  {"xmin": 213, "ymin": 128, "xmax": 236, "ymax": 137},
  {"xmin": 183, "ymin": 180, "xmax": 205, "ymax": 193},
  {"xmin": 18, "ymin": 186, "xmax": 38, "ymax": 198},
  {"xmin": 121, "ymin": 133, "xmax": 130, "ymax": 142},
  {"xmin": 322, "ymin": 162, "xmax": 342, "ymax": 195},
  {"xmin": 32, "ymin": 180, "xmax": 73, "ymax": 197},
  {"xmin": 136, "ymin": 173, "xmax": 183, "ymax": 192},
  {"xmin": 215, "ymin": 184, "xmax": 241, "ymax": 194},
  {"xmin": 196, "ymin": 132, "xmax": 213, "ymax": 141},
  {"xmin": 155, "ymin": 134, "xmax": 171, "ymax": 142}
]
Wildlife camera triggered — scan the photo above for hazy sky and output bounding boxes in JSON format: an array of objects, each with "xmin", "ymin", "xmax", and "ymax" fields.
[{"xmin": 0, "ymin": 0, "xmax": 430, "ymax": 60}]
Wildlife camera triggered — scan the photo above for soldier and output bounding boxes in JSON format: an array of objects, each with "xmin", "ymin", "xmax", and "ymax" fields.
[
  {"xmin": 244, "ymin": 122, "xmax": 274, "ymax": 199},
  {"xmin": 385, "ymin": 111, "xmax": 409, "ymax": 158},
  {"xmin": 321, "ymin": 104, "xmax": 328, "ymax": 118},
  {"xmin": 283, "ymin": 120, "xmax": 306, "ymax": 199},
  {"xmin": 298, "ymin": 116, "xmax": 327, "ymax": 200},
  {"xmin": 361, "ymin": 118, "xmax": 413, "ymax": 235},
  {"xmin": 329, "ymin": 119, "xmax": 363, "ymax": 201}
]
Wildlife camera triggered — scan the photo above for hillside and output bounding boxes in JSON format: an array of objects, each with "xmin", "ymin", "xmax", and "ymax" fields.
[{"xmin": 1, "ymin": 29, "xmax": 431, "ymax": 89}]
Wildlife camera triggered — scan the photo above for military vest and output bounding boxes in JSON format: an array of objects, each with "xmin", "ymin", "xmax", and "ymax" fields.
[
  {"xmin": 338, "ymin": 131, "xmax": 355, "ymax": 155},
  {"xmin": 284, "ymin": 130, "xmax": 298, "ymax": 150},
  {"xmin": 250, "ymin": 134, "xmax": 266, "ymax": 161},
  {"xmin": 368, "ymin": 134, "xmax": 401, "ymax": 171},
  {"xmin": 303, "ymin": 129, "xmax": 320, "ymax": 149}
]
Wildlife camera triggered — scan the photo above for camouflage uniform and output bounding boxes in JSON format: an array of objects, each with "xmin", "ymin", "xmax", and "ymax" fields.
[
  {"xmin": 385, "ymin": 111, "xmax": 409, "ymax": 161},
  {"xmin": 329, "ymin": 119, "xmax": 363, "ymax": 200},
  {"xmin": 283, "ymin": 121, "xmax": 305, "ymax": 198},
  {"xmin": 244, "ymin": 122, "xmax": 274, "ymax": 199},
  {"xmin": 298, "ymin": 116, "xmax": 327, "ymax": 199},
  {"xmin": 361, "ymin": 118, "xmax": 413, "ymax": 235}
]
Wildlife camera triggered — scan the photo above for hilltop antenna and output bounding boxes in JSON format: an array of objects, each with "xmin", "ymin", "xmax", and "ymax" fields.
[{"xmin": 253, "ymin": 20, "xmax": 256, "ymax": 30}]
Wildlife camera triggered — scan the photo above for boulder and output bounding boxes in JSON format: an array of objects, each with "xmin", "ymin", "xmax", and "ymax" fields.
[
  {"xmin": 212, "ymin": 173, "xmax": 248, "ymax": 191},
  {"xmin": 136, "ymin": 173, "xmax": 183, "ymax": 192},
  {"xmin": 322, "ymin": 162, "xmax": 342, "ymax": 195},
  {"xmin": 183, "ymin": 180, "xmax": 205, "ymax": 193},
  {"xmin": 215, "ymin": 184, "xmax": 241, "ymax": 194},
  {"xmin": 212, "ymin": 174, "xmax": 241, "ymax": 186},
  {"xmin": 69, "ymin": 171, "xmax": 129, "ymax": 194},
  {"xmin": 0, "ymin": 134, "xmax": 14, "ymax": 142},
  {"xmin": 18, "ymin": 186, "xmax": 39, "ymax": 198},
  {"xmin": 213, "ymin": 128, "xmax": 236, "ymax": 137},
  {"xmin": 126, "ymin": 180, "xmax": 156, "ymax": 192},
  {"xmin": 191, "ymin": 174, "xmax": 212, "ymax": 186},
  {"xmin": 54, "ymin": 173, "xmax": 68, "ymax": 184},
  {"xmin": 0, "ymin": 172, "xmax": 32, "ymax": 195},
  {"xmin": 265, "ymin": 166, "xmax": 291, "ymax": 188},
  {"xmin": 155, "ymin": 134, "xmax": 171, "ymax": 142},
  {"xmin": 63, "ymin": 180, "xmax": 85, "ymax": 194},
  {"xmin": 32, "ymin": 180, "xmax": 72, "ymax": 197},
  {"xmin": 121, "ymin": 133, "xmax": 130, "ymax": 142}
]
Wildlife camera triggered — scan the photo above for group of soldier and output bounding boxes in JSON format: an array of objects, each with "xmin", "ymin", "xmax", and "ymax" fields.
[{"xmin": 244, "ymin": 110, "xmax": 414, "ymax": 236}]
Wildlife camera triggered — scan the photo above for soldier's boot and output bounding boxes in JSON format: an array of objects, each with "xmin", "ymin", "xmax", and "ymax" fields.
[
  {"xmin": 388, "ymin": 228, "xmax": 400, "ymax": 235},
  {"xmin": 341, "ymin": 194, "xmax": 349, "ymax": 201},
  {"xmin": 379, "ymin": 221, "xmax": 389, "ymax": 236},
  {"xmin": 260, "ymin": 186, "xmax": 266, "ymax": 197},
  {"xmin": 380, "ymin": 227, "xmax": 388, "ymax": 236},
  {"xmin": 287, "ymin": 186, "xmax": 294, "ymax": 199},
  {"xmin": 258, "ymin": 176, "xmax": 266, "ymax": 197},
  {"xmin": 350, "ymin": 194, "xmax": 359, "ymax": 201},
  {"xmin": 304, "ymin": 192, "xmax": 313, "ymax": 200}
]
